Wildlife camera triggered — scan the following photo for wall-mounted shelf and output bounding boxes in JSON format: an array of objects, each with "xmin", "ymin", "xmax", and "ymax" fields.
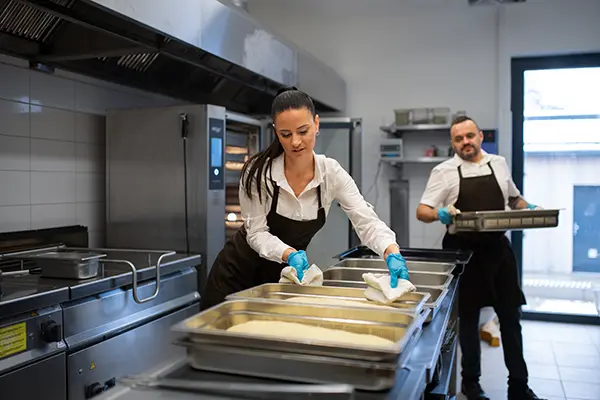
[{"xmin": 381, "ymin": 124, "xmax": 451, "ymax": 135}]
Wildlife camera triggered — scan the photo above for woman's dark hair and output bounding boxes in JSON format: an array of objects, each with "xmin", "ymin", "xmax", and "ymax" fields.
[{"xmin": 241, "ymin": 86, "xmax": 316, "ymax": 202}]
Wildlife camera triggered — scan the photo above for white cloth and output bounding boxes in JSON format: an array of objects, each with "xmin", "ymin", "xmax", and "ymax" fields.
[
  {"xmin": 420, "ymin": 150, "xmax": 521, "ymax": 209},
  {"xmin": 362, "ymin": 273, "xmax": 417, "ymax": 305},
  {"xmin": 279, "ymin": 264, "xmax": 323, "ymax": 286},
  {"xmin": 240, "ymin": 152, "xmax": 398, "ymax": 263}
]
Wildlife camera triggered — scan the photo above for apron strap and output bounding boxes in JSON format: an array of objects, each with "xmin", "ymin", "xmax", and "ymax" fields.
[
  {"xmin": 457, "ymin": 165, "xmax": 464, "ymax": 179},
  {"xmin": 316, "ymin": 185, "xmax": 323, "ymax": 209},
  {"xmin": 269, "ymin": 181, "xmax": 280, "ymax": 214}
]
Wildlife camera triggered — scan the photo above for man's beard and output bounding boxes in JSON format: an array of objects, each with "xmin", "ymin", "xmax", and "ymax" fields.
[{"xmin": 457, "ymin": 145, "xmax": 479, "ymax": 161}]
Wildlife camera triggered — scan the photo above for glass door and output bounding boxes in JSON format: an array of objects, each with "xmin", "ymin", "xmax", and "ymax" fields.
[{"xmin": 511, "ymin": 54, "xmax": 600, "ymax": 322}]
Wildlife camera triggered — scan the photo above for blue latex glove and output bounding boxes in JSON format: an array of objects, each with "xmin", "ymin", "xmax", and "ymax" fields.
[
  {"xmin": 287, "ymin": 250, "xmax": 310, "ymax": 282},
  {"xmin": 437, "ymin": 207, "xmax": 454, "ymax": 225},
  {"xmin": 526, "ymin": 203, "xmax": 539, "ymax": 210},
  {"xmin": 386, "ymin": 253, "xmax": 410, "ymax": 289}
]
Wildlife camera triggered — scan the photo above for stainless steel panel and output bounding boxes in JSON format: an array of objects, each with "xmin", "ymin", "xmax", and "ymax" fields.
[
  {"xmin": 200, "ymin": 0, "xmax": 296, "ymax": 86},
  {"xmin": 67, "ymin": 304, "xmax": 199, "ymax": 400},
  {"xmin": 202, "ymin": 106, "xmax": 227, "ymax": 271},
  {"xmin": 172, "ymin": 299, "xmax": 424, "ymax": 362},
  {"xmin": 62, "ymin": 267, "xmax": 199, "ymax": 351},
  {"xmin": 308, "ymin": 120, "xmax": 352, "ymax": 267},
  {"xmin": 0, "ymin": 305, "xmax": 65, "ymax": 375},
  {"xmin": 89, "ymin": 0, "xmax": 204, "ymax": 48},
  {"xmin": 0, "ymin": 352, "xmax": 66, "ymax": 400},
  {"xmin": 226, "ymin": 283, "xmax": 429, "ymax": 314},
  {"xmin": 183, "ymin": 340, "xmax": 397, "ymax": 391},
  {"xmin": 390, "ymin": 180, "xmax": 410, "ymax": 247},
  {"xmin": 87, "ymin": 0, "xmax": 345, "ymax": 112},
  {"xmin": 332, "ymin": 258, "xmax": 456, "ymax": 274},
  {"xmin": 297, "ymin": 50, "xmax": 346, "ymax": 112},
  {"xmin": 322, "ymin": 268, "xmax": 453, "ymax": 288},
  {"xmin": 106, "ymin": 105, "xmax": 225, "ymax": 277}
]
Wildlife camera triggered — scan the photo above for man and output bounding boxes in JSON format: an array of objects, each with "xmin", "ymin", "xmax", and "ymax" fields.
[{"xmin": 416, "ymin": 116, "xmax": 544, "ymax": 400}]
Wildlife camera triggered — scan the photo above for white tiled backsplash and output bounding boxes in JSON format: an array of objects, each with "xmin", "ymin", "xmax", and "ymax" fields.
[{"xmin": 0, "ymin": 54, "xmax": 181, "ymax": 247}]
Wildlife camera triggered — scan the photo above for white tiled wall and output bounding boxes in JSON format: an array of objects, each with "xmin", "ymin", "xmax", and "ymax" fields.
[{"xmin": 0, "ymin": 54, "xmax": 181, "ymax": 246}]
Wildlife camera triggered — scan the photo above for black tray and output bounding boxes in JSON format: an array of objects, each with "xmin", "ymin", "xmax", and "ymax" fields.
[{"xmin": 334, "ymin": 246, "xmax": 473, "ymax": 265}]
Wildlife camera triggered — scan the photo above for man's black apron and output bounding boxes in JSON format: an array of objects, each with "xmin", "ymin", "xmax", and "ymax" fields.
[
  {"xmin": 442, "ymin": 162, "xmax": 526, "ymax": 311},
  {"xmin": 201, "ymin": 183, "xmax": 326, "ymax": 310}
]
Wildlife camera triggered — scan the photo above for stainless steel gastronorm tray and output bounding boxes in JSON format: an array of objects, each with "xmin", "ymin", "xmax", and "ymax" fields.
[
  {"xmin": 226, "ymin": 283, "xmax": 430, "ymax": 314},
  {"xmin": 3, "ymin": 250, "xmax": 107, "ymax": 279},
  {"xmin": 332, "ymin": 258, "xmax": 456, "ymax": 274},
  {"xmin": 415, "ymin": 287, "xmax": 448, "ymax": 322},
  {"xmin": 453, "ymin": 209, "xmax": 560, "ymax": 232},
  {"xmin": 172, "ymin": 299, "xmax": 426, "ymax": 362},
  {"xmin": 322, "ymin": 267, "xmax": 453, "ymax": 289}
]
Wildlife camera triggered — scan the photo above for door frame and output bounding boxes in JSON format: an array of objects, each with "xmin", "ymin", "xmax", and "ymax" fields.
[
  {"xmin": 511, "ymin": 52, "xmax": 600, "ymax": 324},
  {"xmin": 319, "ymin": 117, "xmax": 363, "ymax": 249}
]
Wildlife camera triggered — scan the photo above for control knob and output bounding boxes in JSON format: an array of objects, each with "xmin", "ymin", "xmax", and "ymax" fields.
[{"xmin": 41, "ymin": 320, "xmax": 62, "ymax": 343}]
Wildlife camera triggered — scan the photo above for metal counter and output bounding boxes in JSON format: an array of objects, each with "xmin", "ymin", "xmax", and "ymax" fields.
[
  {"xmin": 0, "ymin": 252, "xmax": 202, "ymax": 400},
  {"xmin": 95, "ymin": 280, "xmax": 459, "ymax": 400}
]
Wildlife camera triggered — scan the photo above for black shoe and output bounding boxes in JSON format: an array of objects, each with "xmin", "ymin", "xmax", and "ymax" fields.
[
  {"xmin": 461, "ymin": 381, "xmax": 490, "ymax": 400},
  {"xmin": 507, "ymin": 386, "xmax": 546, "ymax": 400}
]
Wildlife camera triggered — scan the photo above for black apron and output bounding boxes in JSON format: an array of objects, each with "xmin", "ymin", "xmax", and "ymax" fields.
[
  {"xmin": 201, "ymin": 182, "xmax": 326, "ymax": 310},
  {"xmin": 442, "ymin": 162, "xmax": 526, "ymax": 310}
]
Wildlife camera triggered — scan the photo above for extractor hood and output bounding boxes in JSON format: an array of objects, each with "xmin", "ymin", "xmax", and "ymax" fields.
[{"xmin": 0, "ymin": 0, "xmax": 346, "ymax": 114}]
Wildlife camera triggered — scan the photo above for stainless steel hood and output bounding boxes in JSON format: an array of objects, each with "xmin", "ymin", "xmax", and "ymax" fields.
[{"xmin": 0, "ymin": 0, "xmax": 346, "ymax": 114}]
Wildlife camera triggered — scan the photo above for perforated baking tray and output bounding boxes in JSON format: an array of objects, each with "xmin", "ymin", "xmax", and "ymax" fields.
[{"xmin": 453, "ymin": 209, "xmax": 560, "ymax": 232}]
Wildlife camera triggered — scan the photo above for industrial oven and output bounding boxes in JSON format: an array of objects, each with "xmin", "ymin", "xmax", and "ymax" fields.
[{"xmin": 105, "ymin": 105, "xmax": 269, "ymax": 292}]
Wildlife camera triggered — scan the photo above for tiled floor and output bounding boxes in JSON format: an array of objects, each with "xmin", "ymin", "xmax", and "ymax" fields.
[{"xmin": 456, "ymin": 320, "xmax": 600, "ymax": 400}]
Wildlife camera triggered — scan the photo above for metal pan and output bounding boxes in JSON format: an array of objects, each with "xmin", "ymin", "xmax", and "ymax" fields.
[
  {"xmin": 174, "ymin": 309, "xmax": 430, "ymax": 391},
  {"xmin": 322, "ymin": 267, "xmax": 453, "ymax": 288},
  {"xmin": 331, "ymin": 258, "xmax": 456, "ymax": 274},
  {"xmin": 226, "ymin": 283, "xmax": 430, "ymax": 314},
  {"xmin": 172, "ymin": 299, "xmax": 425, "ymax": 362},
  {"xmin": 333, "ymin": 246, "xmax": 473, "ymax": 264},
  {"xmin": 453, "ymin": 209, "xmax": 560, "ymax": 232}
]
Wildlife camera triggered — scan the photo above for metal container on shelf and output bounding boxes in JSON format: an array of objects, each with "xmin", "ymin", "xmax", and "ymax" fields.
[
  {"xmin": 394, "ymin": 109, "xmax": 413, "ymax": 126},
  {"xmin": 322, "ymin": 268, "xmax": 453, "ymax": 289},
  {"xmin": 226, "ymin": 283, "xmax": 430, "ymax": 315},
  {"xmin": 452, "ymin": 209, "xmax": 560, "ymax": 232},
  {"xmin": 431, "ymin": 107, "xmax": 451, "ymax": 125},
  {"xmin": 172, "ymin": 299, "xmax": 426, "ymax": 362},
  {"xmin": 330, "ymin": 258, "xmax": 456, "ymax": 275},
  {"xmin": 411, "ymin": 108, "xmax": 430, "ymax": 124}
]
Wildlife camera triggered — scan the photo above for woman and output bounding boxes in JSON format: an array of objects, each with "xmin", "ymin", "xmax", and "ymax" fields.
[{"xmin": 200, "ymin": 87, "xmax": 409, "ymax": 310}]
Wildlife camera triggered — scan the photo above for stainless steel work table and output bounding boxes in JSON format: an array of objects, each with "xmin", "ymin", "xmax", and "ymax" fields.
[{"xmin": 96, "ymin": 280, "xmax": 459, "ymax": 400}]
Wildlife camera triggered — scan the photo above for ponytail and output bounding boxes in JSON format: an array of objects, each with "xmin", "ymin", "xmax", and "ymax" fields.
[{"xmin": 241, "ymin": 139, "xmax": 283, "ymax": 203}]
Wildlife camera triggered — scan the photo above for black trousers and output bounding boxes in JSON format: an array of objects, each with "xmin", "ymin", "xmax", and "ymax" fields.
[{"xmin": 459, "ymin": 305, "xmax": 529, "ymax": 389}]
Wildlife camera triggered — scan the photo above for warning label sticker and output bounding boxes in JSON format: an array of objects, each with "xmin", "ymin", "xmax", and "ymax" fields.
[{"xmin": 0, "ymin": 322, "xmax": 27, "ymax": 359}]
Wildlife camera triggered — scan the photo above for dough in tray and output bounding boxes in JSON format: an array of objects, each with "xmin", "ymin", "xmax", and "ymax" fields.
[
  {"xmin": 284, "ymin": 296, "xmax": 397, "ymax": 310},
  {"xmin": 226, "ymin": 320, "xmax": 395, "ymax": 348}
]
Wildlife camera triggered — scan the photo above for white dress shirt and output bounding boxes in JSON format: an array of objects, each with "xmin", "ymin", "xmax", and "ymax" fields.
[
  {"xmin": 420, "ymin": 150, "xmax": 522, "ymax": 209},
  {"xmin": 240, "ymin": 153, "xmax": 398, "ymax": 264}
]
